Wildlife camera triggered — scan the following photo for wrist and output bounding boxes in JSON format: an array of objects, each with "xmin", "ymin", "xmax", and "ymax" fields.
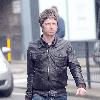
[{"xmin": 77, "ymin": 83, "xmax": 86, "ymax": 90}]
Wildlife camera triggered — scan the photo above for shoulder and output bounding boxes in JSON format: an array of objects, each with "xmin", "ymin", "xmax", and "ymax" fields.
[
  {"xmin": 64, "ymin": 40, "xmax": 74, "ymax": 52},
  {"xmin": 61, "ymin": 39, "xmax": 73, "ymax": 49},
  {"xmin": 57, "ymin": 38, "xmax": 71, "ymax": 47},
  {"xmin": 58, "ymin": 37, "xmax": 71, "ymax": 45},
  {"xmin": 28, "ymin": 39, "xmax": 40, "ymax": 50},
  {"xmin": 96, "ymin": 0, "xmax": 100, "ymax": 4}
]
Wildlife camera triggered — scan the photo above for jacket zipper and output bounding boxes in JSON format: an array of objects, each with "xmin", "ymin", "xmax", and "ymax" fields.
[{"xmin": 47, "ymin": 49, "xmax": 50, "ymax": 81}]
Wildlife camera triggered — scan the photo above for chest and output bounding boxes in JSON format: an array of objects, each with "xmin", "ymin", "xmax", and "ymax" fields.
[{"xmin": 31, "ymin": 47, "xmax": 68, "ymax": 64}]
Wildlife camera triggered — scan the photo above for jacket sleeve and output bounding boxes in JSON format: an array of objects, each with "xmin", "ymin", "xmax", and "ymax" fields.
[
  {"xmin": 25, "ymin": 44, "xmax": 34, "ymax": 100},
  {"xmin": 67, "ymin": 42, "xmax": 86, "ymax": 89}
]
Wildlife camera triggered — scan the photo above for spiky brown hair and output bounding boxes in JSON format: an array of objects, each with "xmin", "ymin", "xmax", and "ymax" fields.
[{"xmin": 39, "ymin": 9, "xmax": 58, "ymax": 27}]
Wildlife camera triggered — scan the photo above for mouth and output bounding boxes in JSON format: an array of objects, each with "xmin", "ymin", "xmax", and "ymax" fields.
[
  {"xmin": 49, "ymin": 30, "xmax": 56, "ymax": 33},
  {"xmin": 49, "ymin": 32, "xmax": 56, "ymax": 34}
]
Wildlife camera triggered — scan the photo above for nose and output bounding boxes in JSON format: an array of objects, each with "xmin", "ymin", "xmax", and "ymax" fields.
[
  {"xmin": 50, "ymin": 23, "xmax": 53, "ymax": 27},
  {"xmin": 50, "ymin": 23, "xmax": 55, "ymax": 29}
]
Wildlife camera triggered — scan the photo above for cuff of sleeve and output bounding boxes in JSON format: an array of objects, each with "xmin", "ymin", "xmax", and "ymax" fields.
[{"xmin": 77, "ymin": 83, "xmax": 86, "ymax": 89}]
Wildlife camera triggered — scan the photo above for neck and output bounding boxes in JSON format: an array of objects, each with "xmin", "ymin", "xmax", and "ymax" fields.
[{"xmin": 42, "ymin": 34, "xmax": 55, "ymax": 45}]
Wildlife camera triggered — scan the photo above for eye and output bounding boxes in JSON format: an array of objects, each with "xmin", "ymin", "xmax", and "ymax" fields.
[
  {"xmin": 45, "ymin": 23, "xmax": 50, "ymax": 25},
  {"xmin": 52, "ymin": 23, "xmax": 56, "ymax": 25}
]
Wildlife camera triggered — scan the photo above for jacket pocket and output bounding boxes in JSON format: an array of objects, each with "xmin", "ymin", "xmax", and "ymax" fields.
[{"xmin": 53, "ymin": 52, "xmax": 67, "ymax": 67}]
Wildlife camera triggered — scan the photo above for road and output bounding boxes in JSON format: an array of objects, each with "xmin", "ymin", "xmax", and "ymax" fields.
[{"xmin": 0, "ymin": 88, "xmax": 25, "ymax": 100}]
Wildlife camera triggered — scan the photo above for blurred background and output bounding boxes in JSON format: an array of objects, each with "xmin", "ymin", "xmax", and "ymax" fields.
[{"xmin": 0, "ymin": 0, "xmax": 100, "ymax": 100}]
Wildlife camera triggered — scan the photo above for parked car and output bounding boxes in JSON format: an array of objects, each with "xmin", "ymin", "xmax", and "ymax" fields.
[{"xmin": 0, "ymin": 47, "xmax": 14, "ymax": 97}]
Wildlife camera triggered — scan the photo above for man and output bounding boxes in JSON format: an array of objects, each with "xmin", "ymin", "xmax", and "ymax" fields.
[
  {"xmin": 25, "ymin": 9, "xmax": 86, "ymax": 100},
  {"xmin": 96, "ymin": 0, "xmax": 100, "ymax": 39},
  {"xmin": 51, "ymin": 6, "xmax": 65, "ymax": 38}
]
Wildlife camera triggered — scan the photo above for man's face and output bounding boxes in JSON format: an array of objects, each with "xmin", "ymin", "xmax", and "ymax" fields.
[{"xmin": 42, "ymin": 18, "xmax": 57, "ymax": 36}]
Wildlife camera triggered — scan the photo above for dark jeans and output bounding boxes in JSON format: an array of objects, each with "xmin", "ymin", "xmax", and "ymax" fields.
[{"xmin": 32, "ymin": 94, "xmax": 67, "ymax": 100}]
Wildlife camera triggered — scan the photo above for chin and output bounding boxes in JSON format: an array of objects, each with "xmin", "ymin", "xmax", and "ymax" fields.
[
  {"xmin": 49, "ymin": 33, "xmax": 55, "ymax": 36},
  {"xmin": 49, "ymin": 32, "xmax": 56, "ymax": 35}
]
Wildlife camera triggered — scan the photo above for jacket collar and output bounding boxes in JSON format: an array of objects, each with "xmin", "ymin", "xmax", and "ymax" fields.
[{"xmin": 38, "ymin": 35, "xmax": 58, "ymax": 48}]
